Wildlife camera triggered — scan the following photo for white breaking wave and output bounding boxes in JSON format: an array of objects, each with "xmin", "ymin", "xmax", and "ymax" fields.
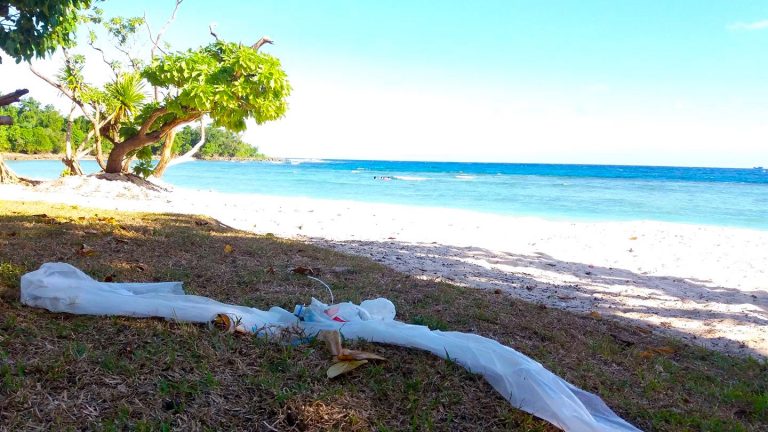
[{"xmin": 287, "ymin": 158, "xmax": 329, "ymax": 165}]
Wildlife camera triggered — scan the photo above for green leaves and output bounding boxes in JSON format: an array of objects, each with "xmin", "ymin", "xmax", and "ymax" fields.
[
  {"xmin": 104, "ymin": 16, "xmax": 145, "ymax": 46},
  {"xmin": 141, "ymin": 41, "xmax": 291, "ymax": 132},
  {"xmin": 0, "ymin": 96, "xmax": 89, "ymax": 154},
  {"xmin": 104, "ymin": 72, "xmax": 146, "ymax": 120},
  {"xmin": 0, "ymin": 0, "xmax": 98, "ymax": 63},
  {"xmin": 57, "ymin": 53, "xmax": 87, "ymax": 96}
]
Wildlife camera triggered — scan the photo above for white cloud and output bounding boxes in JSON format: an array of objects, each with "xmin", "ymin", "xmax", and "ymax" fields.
[{"xmin": 727, "ymin": 19, "xmax": 768, "ymax": 31}]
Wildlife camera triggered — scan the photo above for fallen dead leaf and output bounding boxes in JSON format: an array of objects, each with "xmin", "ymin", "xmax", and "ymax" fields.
[
  {"xmin": 327, "ymin": 360, "xmax": 368, "ymax": 378},
  {"xmin": 317, "ymin": 330, "xmax": 387, "ymax": 362},
  {"xmin": 224, "ymin": 244, "xmax": 233, "ymax": 254},
  {"xmin": 336, "ymin": 351, "xmax": 387, "ymax": 362},
  {"xmin": 77, "ymin": 244, "xmax": 96, "ymax": 257}
]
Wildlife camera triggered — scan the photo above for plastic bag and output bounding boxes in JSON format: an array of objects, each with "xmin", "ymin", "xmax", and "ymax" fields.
[
  {"xmin": 20, "ymin": 262, "xmax": 297, "ymax": 334},
  {"xmin": 21, "ymin": 263, "xmax": 639, "ymax": 432},
  {"xmin": 295, "ymin": 297, "xmax": 396, "ymax": 322}
]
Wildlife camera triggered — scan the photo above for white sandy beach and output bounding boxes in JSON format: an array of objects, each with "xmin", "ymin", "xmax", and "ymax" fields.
[{"xmin": 2, "ymin": 176, "xmax": 767, "ymax": 358}]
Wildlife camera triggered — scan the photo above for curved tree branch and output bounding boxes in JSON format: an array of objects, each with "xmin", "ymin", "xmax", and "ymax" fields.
[
  {"xmin": 138, "ymin": 107, "xmax": 170, "ymax": 136},
  {"xmin": 167, "ymin": 116, "xmax": 206, "ymax": 168},
  {"xmin": 0, "ymin": 89, "xmax": 29, "ymax": 106},
  {"xmin": 87, "ymin": 38, "xmax": 120, "ymax": 77},
  {"xmin": 251, "ymin": 36, "xmax": 274, "ymax": 52},
  {"xmin": 76, "ymin": 144, "xmax": 95, "ymax": 160},
  {"xmin": 29, "ymin": 64, "xmax": 97, "ymax": 125},
  {"xmin": 209, "ymin": 23, "xmax": 219, "ymax": 42},
  {"xmin": 146, "ymin": 0, "xmax": 184, "ymax": 101},
  {"xmin": 147, "ymin": 0, "xmax": 183, "ymax": 60}
]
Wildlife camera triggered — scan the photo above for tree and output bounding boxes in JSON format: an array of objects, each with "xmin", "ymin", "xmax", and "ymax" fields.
[
  {"xmin": 54, "ymin": 52, "xmax": 104, "ymax": 175},
  {"xmin": 27, "ymin": 1, "xmax": 288, "ymax": 179},
  {"xmin": 103, "ymin": 40, "xmax": 290, "ymax": 173},
  {"xmin": 18, "ymin": 1, "xmax": 289, "ymax": 179},
  {"xmin": 1, "ymin": 0, "xmax": 97, "ymax": 183}
]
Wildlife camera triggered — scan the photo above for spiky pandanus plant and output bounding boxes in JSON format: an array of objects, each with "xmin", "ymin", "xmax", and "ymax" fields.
[{"xmin": 101, "ymin": 72, "xmax": 147, "ymax": 172}]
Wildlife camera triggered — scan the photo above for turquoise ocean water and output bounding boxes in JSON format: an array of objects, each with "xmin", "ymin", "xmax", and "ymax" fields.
[{"xmin": 6, "ymin": 159, "xmax": 768, "ymax": 230}]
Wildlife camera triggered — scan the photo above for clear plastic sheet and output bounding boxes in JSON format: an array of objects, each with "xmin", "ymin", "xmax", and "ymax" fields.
[{"xmin": 21, "ymin": 263, "xmax": 640, "ymax": 432}]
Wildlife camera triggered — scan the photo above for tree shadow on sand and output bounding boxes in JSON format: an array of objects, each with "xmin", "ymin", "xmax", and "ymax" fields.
[{"xmin": 310, "ymin": 238, "xmax": 768, "ymax": 359}]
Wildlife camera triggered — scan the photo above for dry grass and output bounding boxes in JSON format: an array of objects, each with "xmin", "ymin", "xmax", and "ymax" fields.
[{"xmin": 0, "ymin": 200, "xmax": 766, "ymax": 431}]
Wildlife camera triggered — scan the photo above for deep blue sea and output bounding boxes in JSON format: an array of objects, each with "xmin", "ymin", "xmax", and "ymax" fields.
[{"xmin": 6, "ymin": 159, "xmax": 768, "ymax": 230}]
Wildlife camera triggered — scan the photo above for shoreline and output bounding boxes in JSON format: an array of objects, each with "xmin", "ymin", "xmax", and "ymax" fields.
[
  {"xmin": 1, "ymin": 176, "xmax": 767, "ymax": 358},
  {"xmin": 2, "ymin": 152, "xmax": 283, "ymax": 163},
  {"xmin": 2, "ymin": 153, "xmax": 95, "ymax": 161}
]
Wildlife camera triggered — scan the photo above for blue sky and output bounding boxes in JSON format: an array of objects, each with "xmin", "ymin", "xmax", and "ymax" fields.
[{"xmin": 4, "ymin": 0, "xmax": 768, "ymax": 166}]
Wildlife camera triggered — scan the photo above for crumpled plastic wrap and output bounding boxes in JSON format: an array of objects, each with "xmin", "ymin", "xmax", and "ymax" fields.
[{"xmin": 21, "ymin": 262, "xmax": 639, "ymax": 432}]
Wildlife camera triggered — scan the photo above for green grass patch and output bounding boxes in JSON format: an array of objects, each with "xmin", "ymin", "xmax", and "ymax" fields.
[{"xmin": 0, "ymin": 199, "xmax": 766, "ymax": 431}]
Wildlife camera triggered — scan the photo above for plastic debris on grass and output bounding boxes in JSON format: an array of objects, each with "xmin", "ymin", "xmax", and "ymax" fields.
[{"xmin": 21, "ymin": 263, "xmax": 641, "ymax": 432}]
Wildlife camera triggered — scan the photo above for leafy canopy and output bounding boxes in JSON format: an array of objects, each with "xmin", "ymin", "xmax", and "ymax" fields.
[
  {"xmin": 141, "ymin": 41, "xmax": 291, "ymax": 133},
  {"xmin": 0, "ymin": 0, "xmax": 97, "ymax": 63}
]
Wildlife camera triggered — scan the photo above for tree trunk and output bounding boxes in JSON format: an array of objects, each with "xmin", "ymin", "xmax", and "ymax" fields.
[
  {"xmin": 94, "ymin": 137, "xmax": 107, "ymax": 170},
  {"xmin": 61, "ymin": 156, "xmax": 84, "ymax": 176},
  {"xmin": 151, "ymin": 129, "xmax": 177, "ymax": 178},
  {"xmin": 103, "ymin": 107, "xmax": 200, "ymax": 174},
  {"xmin": 0, "ymin": 116, "xmax": 12, "ymax": 125},
  {"xmin": 105, "ymin": 135, "xmax": 156, "ymax": 173},
  {"xmin": 106, "ymin": 146, "xmax": 131, "ymax": 173},
  {"xmin": 61, "ymin": 105, "xmax": 83, "ymax": 176},
  {"xmin": 65, "ymin": 105, "xmax": 75, "ymax": 158},
  {"xmin": 87, "ymin": 110, "xmax": 107, "ymax": 171},
  {"xmin": 0, "ymin": 153, "xmax": 20, "ymax": 184}
]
